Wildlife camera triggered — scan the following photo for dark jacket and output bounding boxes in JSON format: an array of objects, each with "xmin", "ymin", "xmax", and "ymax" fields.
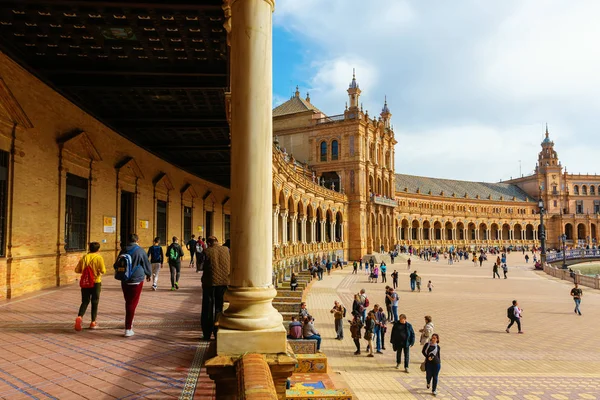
[
  {"xmin": 166, "ymin": 243, "xmax": 184, "ymax": 265},
  {"xmin": 390, "ymin": 321, "xmax": 415, "ymax": 348},
  {"xmin": 117, "ymin": 243, "xmax": 152, "ymax": 283},
  {"xmin": 422, "ymin": 343, "xmax": 441, "ymax": 365},
  {"xmin": 147, "ymin": 245, "xmax": 164, "ymax": 264}
]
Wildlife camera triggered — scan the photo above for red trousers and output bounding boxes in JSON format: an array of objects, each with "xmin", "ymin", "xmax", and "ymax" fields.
[{"xmin": 121, "ymin": 281, "xmax": 144, "ymax": 330}]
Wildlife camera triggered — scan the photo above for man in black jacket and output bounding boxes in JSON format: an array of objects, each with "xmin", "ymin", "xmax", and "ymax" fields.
[
  {"xmin": 116, "ymin": 233, "xmax": 152, "ymax": 337},
  {"xmin": 390, "ymin": 314, "xmax": 415, "ymax": 372}
]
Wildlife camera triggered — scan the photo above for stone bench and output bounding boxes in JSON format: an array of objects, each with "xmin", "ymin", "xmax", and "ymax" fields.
[
  {"xmin": 294, "ymin": 353, "xmax": 327, "ymax": 373},
  {"xmin": 286, "ymin": 388, "xmax": 352, "ymax": 399},
  {"xmin": 287, "ymin": 339, "xmax": 317, "ymax": 354}
]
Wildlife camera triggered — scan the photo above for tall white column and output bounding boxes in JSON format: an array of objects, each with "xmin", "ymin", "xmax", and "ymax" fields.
[
  {"xmin": 280, "ymin": 210, "xmax": 288, "ymax": 245},
  {"xmin": 272, "ymin": 205, "xmax": 279, "ymax": 246},
  {"xmin": 289, "ymin": 213, "xmax": 297, "ymax": 243},
  {"xmin": 340, "ymin": 223, "xmax": 344, "ymax": 242},
  {"xmin": 218, "ymin": 0, "xmax": 285, "ymax": 355},
  {"xmin": 300, "ymin": 217, "xmax": 307, "ymax": 244},
  {"xmin": 320, "ymin": 221, "xmax": 326, "ymax": 243},
  {"xmin": 330, "ymin": 220, "xmax": 336, "ymax": 243}
]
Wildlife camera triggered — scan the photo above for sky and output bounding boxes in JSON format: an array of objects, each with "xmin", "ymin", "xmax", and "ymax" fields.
[{"xmin": 272, "ymin": 0, "xmax": 600, "ymax": 183}]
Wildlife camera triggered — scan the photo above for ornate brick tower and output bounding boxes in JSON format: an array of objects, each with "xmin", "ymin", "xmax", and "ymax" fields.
[{"xmin": 537, "ymin": 124, "xmax": 564, "ymax": 215}]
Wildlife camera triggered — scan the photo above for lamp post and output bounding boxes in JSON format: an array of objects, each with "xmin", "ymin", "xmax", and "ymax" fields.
[
  {"xmin": 538, "ymin": 198, "xmax": 546, "ymax": 264},
  {"xmin": 560, "ymin": 234, "xmax": 567, "ymax": 269}
]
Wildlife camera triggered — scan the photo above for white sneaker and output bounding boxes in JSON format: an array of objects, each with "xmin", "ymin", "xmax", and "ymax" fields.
[{"xmin": 124, "ymin": 329, "xmax": 135, "ymax": 337}]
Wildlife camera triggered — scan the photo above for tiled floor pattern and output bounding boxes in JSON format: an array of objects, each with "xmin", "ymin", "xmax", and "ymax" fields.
[
  {"xmin": 0, "ymin": 267, "xmax": 214, "ymax": 399},
  {"xmin": 306, "ymin": 253, "xmax": 600, "ymax": 400}
]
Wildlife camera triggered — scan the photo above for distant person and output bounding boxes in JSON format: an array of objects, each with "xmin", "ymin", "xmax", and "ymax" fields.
[
  {"xmin": 381, "ymin": 262, "xmax": 387, "ymax": 283},
  {"xmin": 287, "ymin": 316, "xmax": 303, "ymax": 339},
  {"xmin": 185, "ymin": 235, "xmax": 197, "ymax": 268},
  {"xmin": 570, "ymin": 283, "xmax": 583, "ymax": 315},
  {"xmin": 299, "ymin": 302, "xmax": 310, "ymax": 319},
  {"xmin": 147, "ymin": 237, "xmax": 164, "ymax": 290},
  {"xmin": 201, "ymin": 236, "xmax": 231, "ymax": 340},
  {"xmin": 353, "ymin": 260, "xmax": 358, "ymax": 274},
  {"xmin": 330, "ymin": 300, "xmax": 346, "ymax": 340},
  {"xmin": 427, "ymin": 280, "xmax": 434, "ymax": 292},
  {"xmin": 387, "ymin": 287, "xmax": 399, "ymax": 322},
  {"xmin": 114, "ymin": 233, "xmax": 152, "ymax": 337},
  {"xmin": 290, "ymin": 273, "xmax": 298, "ymax": 291},
  {"xmin": 407, "ymin": 257, "xmax": 412, "ymax": 270},
  {"xmin": 505, "ymin": 300, "xmax": 523, "ymax": 334},
  {"xmin": 166, "ymin": 236, "xmax": 184, "ymax": 290},
  {"xmin": 349, "ymin": 311, "xmax": 364, "ymax": 355},
  {"xmin": 409, "ymin": 271, "xmax": 417, "ymax": 291},
  {"xmin": 74, "ymin": 242, "xmax": 106, "ymax": 331},
  {"xmin": 416, "ymin": 273, "xmax": 422, "ymax": 292},
  {"xmin": 419, "ymin": 315, "xmax": 434, "ymax": 345},
  {"xmin": 502, "ymin": 263, "xmax": 508, "ymax": 279},
  {"xmin": 525, "ymin": 254, "xmax": 530, "ymax": 263},
  {"xmin": 391, "ymin": 270, "xmax": 399, "ymax": 289},
  {"xmin": 364, "ymin": 311, "xmax": 376, "ymax": 357},
  {"xmin": 303, "ymin": 315, "xmax": 322, "ymax": 352},
  {"xmin": 493, "ymin": 258, "xmax": 501, "ymax": 279}
]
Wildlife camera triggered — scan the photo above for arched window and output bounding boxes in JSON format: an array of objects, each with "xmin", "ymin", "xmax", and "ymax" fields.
[
  {"xmin": 591, "ymin": 186, "xmax": 596, "ymax": 195},
  {"xmin": 320, "ymin": 141, "xmax": 327, "ymax": 162},
  {"xmin": 583, "ymin": 185, "xmax": 588, "ymax": 195},
  {"xmin": 331, "ymin": 140, "xmax": 339, "ymax": 161},
  {"xmin": 574, "ymin": 185, "xmax": 579, "ymax": 195}
]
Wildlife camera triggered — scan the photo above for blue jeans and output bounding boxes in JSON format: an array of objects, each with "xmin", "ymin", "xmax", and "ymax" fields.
[
  {"xmin": 410, "ymin": 280, "xmax": 416, "ymax": 291},
  {"xmin": 362, "ymin": 309, "xmax": 367, "ymax": 323},
  {"xmin": 305, "ymin": 334, "xmax": 321, "ymax": 351},
  {"xmin": 425, "ymin": 363, "xmax": 441, "ymax": 392},
  {"xmin": 374, "ymin": 325, "xmax": 382, "ymax": 352},
  {"xmin": 574, "ymin": 298, "xmax": 581, "ymax": 314},
  {"xmin": 391, "ymin": 306, "xmax": 398, "ymax": 322}
]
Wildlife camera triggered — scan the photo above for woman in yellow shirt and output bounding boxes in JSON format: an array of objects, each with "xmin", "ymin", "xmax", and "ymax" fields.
[{"xmin": 74, "ymin": 242, "xmax": 106, "ymax": 331}]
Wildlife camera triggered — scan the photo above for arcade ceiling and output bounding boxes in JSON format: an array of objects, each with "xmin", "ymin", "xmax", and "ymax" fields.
[{"xmin": 0, "ymin": 0, "xmax": 231, "ymax": 187}]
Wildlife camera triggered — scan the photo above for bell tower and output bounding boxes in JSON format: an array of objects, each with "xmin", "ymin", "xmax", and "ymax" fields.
[
  {"xmin": 347, "ymin": 69, "xmax": 361, "ymax": 111},
  {"xmin": 537, "ymin": 124, "xmax": 563, "ymax": 214},
  {"xmin": 380, "ymin": 96, "xmax": 391, "ymax": 129}
]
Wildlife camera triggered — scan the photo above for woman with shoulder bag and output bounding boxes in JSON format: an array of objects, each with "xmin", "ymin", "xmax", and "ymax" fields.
[
  {"xmin": 422, "ymin": 333, "xmax": 441, "ymax": 396},
  {"xmin": 364, "ymin": 311, "xmax": 376, "ymax": 357},
  {"xmin": 419, "ymin": 315, "xmax": 434, "ymax": 345}
]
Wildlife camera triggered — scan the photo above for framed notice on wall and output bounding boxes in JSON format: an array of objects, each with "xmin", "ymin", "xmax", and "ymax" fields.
[
  {"xmin": 103, "ymin": 216, "xmax": 116, "ymax": 233},
  {"xmin": 139, "ymin": 220, "xmax": 149, "ymax": 229}
]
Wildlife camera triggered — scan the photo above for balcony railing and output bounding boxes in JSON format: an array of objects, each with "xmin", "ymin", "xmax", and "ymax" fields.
[
  {"xmin": 372, "ymin": 195, "xmax": 398, "ymax": 207},
  {"xmin": 315, "ymin": 113, "xmax": 352, "ymax": 125}
]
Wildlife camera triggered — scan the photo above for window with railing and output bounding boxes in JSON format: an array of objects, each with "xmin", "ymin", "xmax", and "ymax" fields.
[
  {"xmin": 65, "ymin": 173, "xmax": 88, "ymax": 251},
  {"xmin": 576, "ymin": 200, "xmax": 583, "ymax": 214},
  {"xmin": 320, "ymin": 141, "xmax": 327, "ymax": 162},
  {"xmin": 156, "ymin": 200, "xmax": 167, "ymax": 242},
  {"xmin": 331, "ymin": 140, "xmax": 339, "ymax": 161}
]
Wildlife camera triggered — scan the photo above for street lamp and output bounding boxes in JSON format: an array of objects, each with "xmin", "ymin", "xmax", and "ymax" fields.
[
  {"xmin": 538, "ymin": 198, "xmax": 546, "ymax": 263},
  {"xmin": 560, "ymin": 233, "xmax": 567, "ymax": 269}
]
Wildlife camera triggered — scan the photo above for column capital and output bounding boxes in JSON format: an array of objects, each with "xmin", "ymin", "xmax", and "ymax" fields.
[
  {"xmin": 280, "ymin": 210, "xmax": 289, "ymax": 218},
  {"xmin": 273, "ymin": 205, "xmax": 280, "ymax": 214}
]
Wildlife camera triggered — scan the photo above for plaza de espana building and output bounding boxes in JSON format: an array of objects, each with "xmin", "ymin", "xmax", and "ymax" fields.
[{"xmin": 270, "ymin": 73, "xmax": 600, "ymax": 275}]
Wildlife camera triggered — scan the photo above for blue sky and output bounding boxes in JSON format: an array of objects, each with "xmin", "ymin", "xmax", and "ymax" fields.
[{"xmin": 272, "ymin": 0, "xmax": 600, "ymax": 183}]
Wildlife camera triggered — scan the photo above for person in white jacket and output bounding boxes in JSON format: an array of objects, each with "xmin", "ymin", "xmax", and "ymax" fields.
[{"xmin": 419, "ymin": 315, "xmax": 435, "ymax": 345}]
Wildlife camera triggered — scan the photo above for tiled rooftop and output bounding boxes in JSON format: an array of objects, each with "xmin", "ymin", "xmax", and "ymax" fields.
[
  {"xmin": 395, "ymin": 173, "xmax": 535, "ymax": 202},
  {"xmin": 273, "ymin": 94, "xmax": 324, "ymax": 117}
]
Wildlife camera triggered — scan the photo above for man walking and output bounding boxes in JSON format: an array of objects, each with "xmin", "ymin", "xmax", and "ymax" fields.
[
  {"xmin": 571, "ymin": 283, "xmax": 583, "ymax": 315},
  {"xmin": 505, "ymin": 300, "xmax": 524, "ymax": 334},
  {"xmin": 387, "ymin": 287, "xmax": 399, "ymax": 322},
  {"xmin": 330, "ymin": 301, "xmax": 345, "ymax": 339},
  {"xmin": 409, "ymin": 271, "xmax": 417, "ymax": 292},
  {"xmin": 201, "ymin": 236, "xmax": 231, "ymax": 340},
  {"xmin": 166, "ymin": 236, "xmax": 184, "ymax": 290},
  {"xmin": 390, "ymin": 314, "xmax": 415, "ymax": 372},
  {"xmin": 147, "ymin": 237, "xmax": 163, "ymax": 290},
  {"xmin": 186, "ymin": 235, "xmax": 197, "ymax": 268},
  {"xmin": 391, "ymin": 270, "xmax": 399, "ymax": 289}
]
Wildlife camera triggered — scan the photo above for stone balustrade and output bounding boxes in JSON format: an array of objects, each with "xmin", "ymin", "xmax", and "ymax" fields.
[{"xmin": 543, "ymin": 263, "xmax": 600, "ymax": 289}]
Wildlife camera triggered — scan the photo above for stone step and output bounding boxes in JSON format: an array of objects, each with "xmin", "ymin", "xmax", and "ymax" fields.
[
  {"xmin": 279, "ymin": 282, "xmax": 307, "ymax": 289},
  {"xmin": 287, "ymin": 339, "xmax": 317, "ymax": 354},
  {"xmin": 276, "ymin": 290, "xmax": 303, "ymax": 298},
  {"xmin": 273, "ymin": 302, "xmax": 300, "ymax": 313},
  {"xmin": 274, "ymin": 297, "xmax": 300, "ymax": 304},
  {"xmin": 280, "ymin": 311, "xmax": 298, "ymax": 321}
]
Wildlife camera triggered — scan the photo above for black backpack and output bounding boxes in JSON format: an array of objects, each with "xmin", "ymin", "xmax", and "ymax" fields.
[{"xmin": 507, "ymin": 305, "xmax": 515, "ymax": 319}]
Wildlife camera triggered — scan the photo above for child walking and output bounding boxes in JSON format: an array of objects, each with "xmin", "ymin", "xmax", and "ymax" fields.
[
  {"xmin": 427, "ymin": 280, "xmax": 433, "ymax": 292},
  {"xmin": 74, "ymin": 242, "xmax": 106, "ymax": 331}
]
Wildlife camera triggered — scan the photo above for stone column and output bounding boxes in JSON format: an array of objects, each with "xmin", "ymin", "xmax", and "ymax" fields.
[
  {"xmin": 272, "ymin": 206, "xmax": 279, "ymax": 246},
  {"xmin": 320, "ymin": 220, "xmax": 326, "ymax": 243},
  {"xmin": 300, "ymin": 217, "xmax": 307, "ymax": 244},
  {"xmin": 280, "ymin": 210, "xmax": 288, "ymax": 245},
  {"xmin": 289, "ymin": 212, "xmax": 297, "ymax": 244},
  {"xmin": 330, "ymin": 220, "xmax": 336, "ymax": 243},
  {"xmin": 217, "ymin": 0, "xmax": 286, "ymax": 355},
  {"xmin": 310, "ymin": 218, "xmax": 316, "ymax": 243},
  {"xmin": 340, "ymin": 223, "xmax": 344, "ymax": 242}
]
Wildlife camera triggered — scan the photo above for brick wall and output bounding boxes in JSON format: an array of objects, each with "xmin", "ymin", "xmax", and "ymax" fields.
[{"xmin": 0, "ymin": 52, "xmax": 230, "ymax": 299}]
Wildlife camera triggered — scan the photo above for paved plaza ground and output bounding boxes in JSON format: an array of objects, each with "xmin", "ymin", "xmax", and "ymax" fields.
[
  {"xmin": 0, "ymin": 266, "xmax": 213, "ymax": 400},
  {"xmin": 1, "ymin": 253, "xmax": 599, "ymax": 400},
  {"xmin": 306, "ymin": 253, "xmax": 600, "ymax": 399}
]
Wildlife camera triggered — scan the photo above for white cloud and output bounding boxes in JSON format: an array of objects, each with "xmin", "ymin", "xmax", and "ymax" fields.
[{"xmin": 273, "ymin": 0, "xmax": 600, "ymax": 181}]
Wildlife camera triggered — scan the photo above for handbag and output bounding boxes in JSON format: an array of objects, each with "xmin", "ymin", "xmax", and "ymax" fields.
[{"xmin": 420, "ymin": 362, "xmax": 426, "ymax": 372}]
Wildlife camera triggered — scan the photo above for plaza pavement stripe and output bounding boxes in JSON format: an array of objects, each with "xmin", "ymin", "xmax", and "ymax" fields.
[
  {"xmin": 0, "ymin": 368, "xmax": 58, "ymax": 399},
  {"xmin": 179, "ymin": 343, "xmax": 208, "ymax": 400}
]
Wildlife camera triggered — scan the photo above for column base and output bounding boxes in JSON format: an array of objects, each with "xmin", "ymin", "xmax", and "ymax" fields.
[{"xmin": 217, "ymin": 324, "xmax": 288, "ymax": 355}]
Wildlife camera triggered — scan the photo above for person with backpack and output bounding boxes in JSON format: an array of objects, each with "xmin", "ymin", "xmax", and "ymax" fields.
[
  {"xmin": 330, "ymin": 300, "xmax": 345, "ymax": 340},
  {"xmin": 195, "ymin": 238, "xmax": 206, "ymax": 272},
  {"xmin": 115, "ymin": 233, "xmax": 152, "ymax": 337},
  {"xmin": 186, "ymin": 235, "xmax": 197, "ymax": 268},
  {"xmin": 506, "ymin": 300, "xmax": 524, "ymax": 334},
  {"xmin": 166, "ymin": 236, "xmax": 185, "ymax": 291},
  {"xmin": 147, "ymin": 237, "xmax": 164, "ymax": 290},
  {"xmin": 74, "ymin": 242, "xmax": 106, "ymax": 331}
]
